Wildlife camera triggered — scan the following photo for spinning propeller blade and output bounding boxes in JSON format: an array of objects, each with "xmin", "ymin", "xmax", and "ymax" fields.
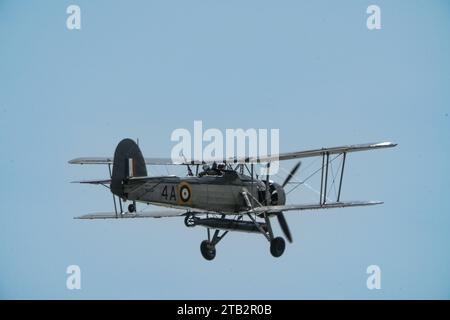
[
  {"xmin": 278, "ymin": 161, "xmax": 301, "ymax": 243},
  {"xmin": 282, "ymin": 161, "xmax": 301, "ymax": 188},
  {"xmin": 276, "ymin": 212, "xmax": 292, "ymax": 243}
]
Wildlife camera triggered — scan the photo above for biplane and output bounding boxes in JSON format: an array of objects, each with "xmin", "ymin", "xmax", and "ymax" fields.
[{"xmin": 69, "ymin": 139, "xmax": 396, "ymax": 260}]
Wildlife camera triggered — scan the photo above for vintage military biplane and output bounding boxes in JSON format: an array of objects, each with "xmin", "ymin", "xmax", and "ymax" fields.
[{"xmin": 69, "ymin": 139, "xmax": 396, "ymax": 260}]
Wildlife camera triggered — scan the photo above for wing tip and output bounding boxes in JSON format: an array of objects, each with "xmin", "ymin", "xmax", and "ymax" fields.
[
  {"xmin": 372, "ymin": 141, "xmax": 397, "ymax": 149},
  {"xmin": 366, "ymin": 200, "xmax": 384, "ymax": 205}
]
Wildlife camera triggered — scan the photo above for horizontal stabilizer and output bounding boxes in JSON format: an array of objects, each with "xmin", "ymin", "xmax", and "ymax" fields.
[{"xmin": 71, "ymin": 179, "xmax": 111, "ymax": 184}]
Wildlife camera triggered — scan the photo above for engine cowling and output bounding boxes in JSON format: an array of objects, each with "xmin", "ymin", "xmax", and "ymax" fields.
[{"xmin": 259, "ymin": 181, "xmax": 286, "ymax": 206}]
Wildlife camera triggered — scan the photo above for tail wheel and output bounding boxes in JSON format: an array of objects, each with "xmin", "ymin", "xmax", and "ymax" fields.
[
  {"xmin": 270, "ymin": 237, "xmax": 286, "ymax": 258},
  {"xmin": 128, "ymin": 204, "xmax": 135, "ymax": 213},
  {"xmin": 200, "ymin": 240, "xmax": 216, "ymax": 261},
  {"xmin": 184, "ymin": 215, "xmax": 195, "ymax": 227}
]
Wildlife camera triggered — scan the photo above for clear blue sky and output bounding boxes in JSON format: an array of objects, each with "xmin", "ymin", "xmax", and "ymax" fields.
[{"xmin": 1, "ymin": 0, "xmax": 449, "ymax": 299}]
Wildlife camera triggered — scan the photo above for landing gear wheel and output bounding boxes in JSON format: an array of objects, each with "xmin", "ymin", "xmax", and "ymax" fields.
[
  {"xmin": 270, "ymin": 237, "xmax": 286, "ymax": 258},
  {"xmin": 128, "ymin": 204, "xmax": 135, "ymax": 213},
  {"xmin": 200, "ymin": 240, "xmax": 216, "ymax": 261},
  {"xmin": 184, "ymin": 215, "xmax": 195, "ymax": 227}
]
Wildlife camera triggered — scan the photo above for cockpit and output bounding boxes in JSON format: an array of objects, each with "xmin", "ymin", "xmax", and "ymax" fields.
[{"xmin": 198, "ymin": 162, "xmax": 226, "ymax": 177}]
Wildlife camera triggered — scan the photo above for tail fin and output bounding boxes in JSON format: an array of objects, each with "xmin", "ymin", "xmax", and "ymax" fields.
[{"xmin": 111, "ymin": 138, "xmax": 147, "ymax": 197}]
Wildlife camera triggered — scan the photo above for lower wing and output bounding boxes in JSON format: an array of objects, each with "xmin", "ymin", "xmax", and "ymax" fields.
[
  {"xmin": 75, "ymin": 201, "xmax": 382, "ymax": 219},
  {"xmin": 244, "ymin": 201, "xmax": 383, "ymax": 214},
  {"xmin": 75, "ymin": 209, "xmax": 189, "ymax": 219}
]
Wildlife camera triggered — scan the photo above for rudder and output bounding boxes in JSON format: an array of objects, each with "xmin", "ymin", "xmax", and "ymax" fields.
[{"xmin": 111, "ymin": 138, "xmax": 147, "ymax": 197}]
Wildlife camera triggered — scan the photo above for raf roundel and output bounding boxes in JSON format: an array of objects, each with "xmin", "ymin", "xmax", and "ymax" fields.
[{"xmin": 180, "ymin": 185, "xmax": 191, "ymax": 202}]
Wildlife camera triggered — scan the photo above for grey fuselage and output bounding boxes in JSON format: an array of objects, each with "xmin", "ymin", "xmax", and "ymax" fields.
[{"xmin": 122, "ymin": 170, "xmax": 285, "ymax": 213}]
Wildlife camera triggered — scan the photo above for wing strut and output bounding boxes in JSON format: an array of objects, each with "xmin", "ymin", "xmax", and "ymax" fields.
[
  {"xmin": 337, "ymin": 152, "xmax": 347, "ymax": 202},
  {"xmin": 319, "ymin": 152, "xmax": 330, "ymax": 205},
  {"xmin": 319, "ymin": 151, "xmax": 347, "ymax": 205},
  {"xmin": 108, "ymin": 163, "xmax": 121, "ymax": 218}
]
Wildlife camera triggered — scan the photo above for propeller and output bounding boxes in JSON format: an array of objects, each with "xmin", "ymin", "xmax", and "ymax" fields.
[
  {"xmin": 282, "ymin": 161, "xmax": 301, "ymax": 188},
  {"xmin": 277, "ymin": 161, "xmax": 301, "ymax": 243},
  {"xmin": 276, "ymin": 213, "xmax": 292, "ymax": 243}
]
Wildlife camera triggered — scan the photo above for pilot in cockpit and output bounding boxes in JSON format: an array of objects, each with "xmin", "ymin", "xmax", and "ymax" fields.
[
  {"xmin": 199, "ymin": 162, "xmax": 225, "ymax": 177},
  {"xmin": 217, "ymin": 163, "xmax": 226, "ymax": 176}
]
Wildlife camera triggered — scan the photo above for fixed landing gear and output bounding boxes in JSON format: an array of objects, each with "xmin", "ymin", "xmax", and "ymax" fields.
[
  {"xmin": 199, "ymin": 215, "xmax": 228, "ymax": 261},
  {"xmin": 200, "ymin": 240, "xmax": 216, "ymax": 261},
  {"xmin": 247, "ymin": 212, "xmax": 287, "ymax": 258},
  {"xmin": 270, "ymin": 237, "xmax": 286, "ymax": 258},
  {"xmin": 186, "ymin": 213, "xmax": 287, "ymax": 260}
]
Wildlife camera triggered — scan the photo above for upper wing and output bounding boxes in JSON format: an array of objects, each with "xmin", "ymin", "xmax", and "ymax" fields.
[
  {"xmin": 226, "ymin": 141, "xmax": 397, "ymax": 163},
  {"xmin": 245, "ymin": 201, "xmax": 383, "ymax": 214},
  {"xmin": 68, "ymin": 141, "xmax": 396, "ymax": 165}
]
